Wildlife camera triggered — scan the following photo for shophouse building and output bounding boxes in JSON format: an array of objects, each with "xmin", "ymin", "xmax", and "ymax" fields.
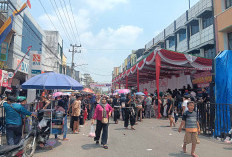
[
  {"xmin": 144, "ymin": 0, "xmax": 215, "ymax": 59},
  {"xmin": 0, "ymin": 0, "xmax": 64, "ymax": 94},
  {"xmin": 214, "ymin": 0, "xmax": 232, "ymax": 52}
]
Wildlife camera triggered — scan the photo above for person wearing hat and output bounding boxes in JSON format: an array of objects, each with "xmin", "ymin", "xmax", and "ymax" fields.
[{"xmin": 3, "ymin": 96, "xmax": 37, "ymax": 145}]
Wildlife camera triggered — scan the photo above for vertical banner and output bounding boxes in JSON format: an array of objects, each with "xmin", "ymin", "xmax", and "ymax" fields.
[
  {"xmin": 2, "ymin": 70, "xmax": 8, "ymax": 87},
  {"xmin": 155, "ymin": 53, "xmax": 161, "ymax": 118},
  {"xmin": 27, "ymin": 51, "xmax": 42, "ymax": 104},
  {"xmin": 0, "ymin": 69, "xmax": 2, "ymax": 86}
]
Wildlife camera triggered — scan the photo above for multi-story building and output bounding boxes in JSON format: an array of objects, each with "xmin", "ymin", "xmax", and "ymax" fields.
[
  {"xmin": 144, "ymin": 0, "xmax": 215, "ymax": 59},
  {"xmin": 61, "ymin": 54, "xmax": 67, "ymax": 74},
  {"xmin": 1, "ymin": 0, "xmax": 46, "ymax": 89},
  {"xmin": 44, "ymin": 31, "xmax": 63, "ymax": 73},
  {"xmin": 214, "ymin": 0, "xmax": 232, "ymax": 52},
  {"xmin": 83, "ymin": 73, "xmax": 94, "ymax": 88},
  {"xmin": 0, "ymin": 0, "xmax": 65, "ymax": 94}
]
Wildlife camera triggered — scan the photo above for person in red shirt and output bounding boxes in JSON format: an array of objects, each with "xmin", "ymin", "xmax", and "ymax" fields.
[{"xmin": 144, "ymin": 88, "xmax": 148, "ymax": 96}]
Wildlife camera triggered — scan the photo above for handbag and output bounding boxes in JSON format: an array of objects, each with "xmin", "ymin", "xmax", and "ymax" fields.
[{"xmin": 101, "ymin": 105, "xmax": 108, "ymax": 124}]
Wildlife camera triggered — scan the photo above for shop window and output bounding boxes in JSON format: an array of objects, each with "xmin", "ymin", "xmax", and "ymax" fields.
[
  {"xmin": 202, "ymin": 14, "xmax": 213, "ymax": 29},
  {"xmin": 226, "ymin": 0, "xmax": 232, "ymax": 9},
  {"xmin": 190, "ymin": 21, "xmax": 199, "ymax": 36},
  {"xmin": 228, "ymin": 32, "xmax": 232, "ymax": 50},
  {"xmin": 179, "ymin": 30, "xmax": 186, "ymax": 42},
  {"xmin": 169, "ymin": 37, "xmax": 175, "ymax": 48}
]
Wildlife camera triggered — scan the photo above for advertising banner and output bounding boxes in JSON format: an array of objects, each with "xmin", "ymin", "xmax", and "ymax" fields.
[
  {"xmin": 90, "ymin": 83, "xmax": 111, "ymax": 88},
  {"xmin": 192, "ymin": 71, "xmax": 212, "ymax": 88},
  {"xmin": 2, "ymin": 70, "xmax": 8, "ymax": 87}
]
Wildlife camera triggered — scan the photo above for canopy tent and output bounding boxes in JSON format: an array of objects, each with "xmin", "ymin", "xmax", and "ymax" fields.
[
  {"xmin": 112, "ymin": 48, "xmax": 212, "ymax": 118},
  {"xmin": 215, "ymin": 50, "xmax": 232, "ymax": 136}
]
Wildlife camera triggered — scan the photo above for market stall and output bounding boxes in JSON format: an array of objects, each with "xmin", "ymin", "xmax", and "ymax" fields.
[{"xmin": 113, "ymin": 48, "xmax": 212, "ymax": 118}]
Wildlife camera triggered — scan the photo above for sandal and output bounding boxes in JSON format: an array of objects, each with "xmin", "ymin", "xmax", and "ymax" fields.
[{"xmin": 103, "ymin": 145, "xmax": 108, "ymax": 149}]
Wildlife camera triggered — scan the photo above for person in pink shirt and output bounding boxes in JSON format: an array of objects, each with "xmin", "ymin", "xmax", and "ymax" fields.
[{"xmin": 91, "ymin": 96, "xmax": 112, "ymax": 149}]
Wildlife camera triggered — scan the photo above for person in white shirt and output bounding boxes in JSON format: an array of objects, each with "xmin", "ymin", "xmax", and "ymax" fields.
[{"xmin": 182, "ymin": 95, "xmax": 190, "ymax": 115}]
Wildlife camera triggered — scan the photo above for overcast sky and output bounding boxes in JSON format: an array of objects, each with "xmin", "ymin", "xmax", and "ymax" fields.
[{"xmin": 28, "ymin": 0, "xmax": 199, "ymax": 83}]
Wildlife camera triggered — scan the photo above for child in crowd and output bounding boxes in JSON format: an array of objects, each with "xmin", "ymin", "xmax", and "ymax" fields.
[{"xmin": 178, "ymin": 101, "xmax": 200, "ymax": 157}]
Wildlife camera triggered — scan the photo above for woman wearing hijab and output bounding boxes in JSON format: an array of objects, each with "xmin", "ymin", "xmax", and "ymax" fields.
[{"xmin": 91, "ymin": 96, "xmax": 112, "ymax": 149}]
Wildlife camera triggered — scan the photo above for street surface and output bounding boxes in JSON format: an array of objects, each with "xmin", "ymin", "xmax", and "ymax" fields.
[{"xmin": 35, "ymin": 118, "xmax": 232, "ymax": 157}]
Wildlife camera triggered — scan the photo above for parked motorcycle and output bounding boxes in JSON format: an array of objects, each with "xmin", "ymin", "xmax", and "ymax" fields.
[
  {"xmin": 0, "ymin": 140, "xmax": 24, "ymax": 157},
  {"xmin": 24, "ymin": 110, "xmax": 51, "ymax": 157}
]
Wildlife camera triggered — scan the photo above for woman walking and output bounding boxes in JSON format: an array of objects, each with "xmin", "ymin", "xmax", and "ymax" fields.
[
  {"xmin": 124, "ymin": 94, "xmax": 136, "ymax": 130},
  {"xmin": 91, "ymin": 96, "xmax": 112, "ymax": 149},
  {"xmin": 167, "ymin": 94, "xmax": 175, "ymax": 127}
]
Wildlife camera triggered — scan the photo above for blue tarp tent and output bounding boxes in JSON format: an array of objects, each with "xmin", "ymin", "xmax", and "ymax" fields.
[{"xmin": 215, "ymin": 50, "xmax": 232, "ymax": 136}]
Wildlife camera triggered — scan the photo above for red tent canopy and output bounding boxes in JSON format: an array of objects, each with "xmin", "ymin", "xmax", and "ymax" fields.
[{"xmin": 112, "ymin": 48, "xmax": 212, "ymax": 118}]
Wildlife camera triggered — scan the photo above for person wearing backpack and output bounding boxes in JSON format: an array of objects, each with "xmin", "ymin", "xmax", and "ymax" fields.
[
  {"xmin": 3, "ymin": 96, "xmax": 37, "ymax": 145},
  {"xmin": 91, "ymin": 96, "xmax": 112, "ymax": 149}
]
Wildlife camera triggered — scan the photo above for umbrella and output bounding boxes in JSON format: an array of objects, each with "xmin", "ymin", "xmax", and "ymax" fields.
[
  {"xmin": 135, "ymin": 92, "xmax": 145, "ymax": 96},
  {"xmin": 21, "ymin": 72, "xmax": 83, "ymax": 90},
  {"xmin": 82, "ymin": 88, "xmax": 94, "ymax": 93},
  {"xmin": 114, "ymin": 89, "xmax": 120, "ymax": 93},
  {"xmin": 118, "ymin": 89, "xmax": 130, "ymax": 94},
  {"xmin": 53, "ymin": 92, "xmax": 63, "ymax": 97}
]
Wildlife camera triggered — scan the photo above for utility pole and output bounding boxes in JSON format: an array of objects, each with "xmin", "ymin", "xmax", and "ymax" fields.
[
  {"xmin": 69, "ymin": 44, "xmax": 81, "ymax": 78},
  {"xmin": 189, "ymin": 0, "xmax": 190, "ymax": 9}
]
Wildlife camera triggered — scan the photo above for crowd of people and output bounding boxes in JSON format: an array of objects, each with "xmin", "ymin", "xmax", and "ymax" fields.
[{"xmin": 0, "ymin": 85, "xmax": 209, "ymax": 156}]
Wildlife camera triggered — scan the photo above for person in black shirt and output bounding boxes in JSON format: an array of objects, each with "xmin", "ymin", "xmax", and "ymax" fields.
[
  {"xmin": 167, "ymin": 93, "xmax": 175, "ymax": 127},
  {"xmin": 120, "ymin": 94, "xmax": 126, "ymax": 121},
  {"xmin": 112, "ymin": 95, "xmax": 120, "ymax": 124},
  {"xmin": 124, "ymin": 94, "xmax": 135, "ymax": 130}
]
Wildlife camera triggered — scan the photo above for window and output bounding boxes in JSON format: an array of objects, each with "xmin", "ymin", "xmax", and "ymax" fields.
[
  {"xmin": 179, "ymin": 30, "xmax": 186, "ymax": 42},
  {"xmin": 202, "ymin": 14, "xmax": 213, "ymax": 29},
  {"xmin": 228, "ymin": 32, "xmax": 232, "ymax": 50},
  {"xmin": 169, "ymin": 37, "xmax": 175, "ymax": 48},
  {"xmin": 204, "ymin": 46, "xmax": 215, "ymax": 59},
  {"xmin": 226, "ymin": 0, "xmax": 232, "ymax": 9},
  {"xmin": 190, "ymin": 21, "xmax": 199, "ymax": 36}
]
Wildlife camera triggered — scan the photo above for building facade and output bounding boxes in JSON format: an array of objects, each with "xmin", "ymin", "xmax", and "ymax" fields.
[
  {"xmin": 214, "ymin": 0, "xmax": 232, "ymax": 52},
  {"xmin": 144, "ymin": 0, "xmax": 215, "ymax": 59},
  {"xmin": 44, "ymin": 31, "xmax": 63, "ymax": 73}
]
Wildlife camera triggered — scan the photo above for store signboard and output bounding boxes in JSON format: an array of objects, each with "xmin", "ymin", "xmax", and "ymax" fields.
[
  {"xmin": 16, "ymin": 59, "xmax": 29, "ymax": 74},
  {"xmin": 29, "ymin": 51, "xmax": 42, "ymax": 77}
]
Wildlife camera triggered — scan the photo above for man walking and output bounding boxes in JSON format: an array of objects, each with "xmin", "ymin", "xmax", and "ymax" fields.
[{"xmin": 145, "ymin": 94, "xmax": 152, "ymax": 118}]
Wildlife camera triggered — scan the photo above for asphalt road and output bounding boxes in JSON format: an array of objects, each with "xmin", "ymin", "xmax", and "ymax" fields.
[{"xmin": 34, "ymin": 118, "xmax": 232, "ymax": 157}]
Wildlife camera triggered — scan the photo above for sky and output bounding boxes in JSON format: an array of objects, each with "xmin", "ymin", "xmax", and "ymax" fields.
[{"xmin": 27, "ymin": 0, "xmax": 200, "ymax": 83}]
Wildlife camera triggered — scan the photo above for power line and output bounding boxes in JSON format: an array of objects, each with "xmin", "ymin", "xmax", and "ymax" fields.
[
  {"xmin": 68, "ymin": 0, "xmax": 81, "ymax": 45},
  {"xmin": 38, "ymin": 0, "xmax": 70, "ymax": 49},
  {"xmin": 60, "ymin": 0, "xmax": 78, "ymax": 44},
  {"xmin": 38, "ymin": 0, "xmax": 57, "ymax": 31},
  {"xmin": 49, "ymin": 0, "xmax": 73, "ymax": 44}
]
